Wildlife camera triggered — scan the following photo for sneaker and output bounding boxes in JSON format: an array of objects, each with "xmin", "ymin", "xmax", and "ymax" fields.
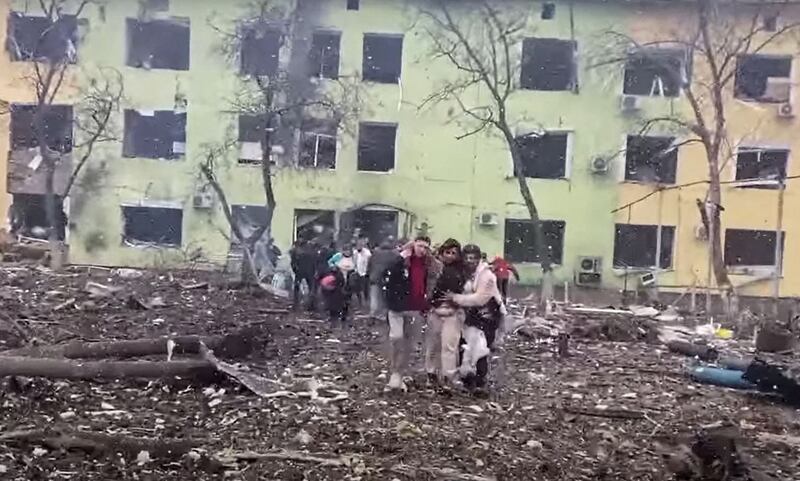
[{"xmin": 386, "ymin": 373, "xmax": 406, "ymax": 391}]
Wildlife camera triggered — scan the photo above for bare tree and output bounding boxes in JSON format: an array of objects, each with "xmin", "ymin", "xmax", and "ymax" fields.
[
  {"xmin": 7, "ymin": 0, "xmax": 122, "ymax": 269},
  {"xmin": 203, "ymin": 0, "xmax": 361, "ymax": 286},
  {"xmin": 594, "ymin": 0, "xmax": 800, "ymax": 315},
  {"xmin": 419, "ymin": 0, "xmax": 556, "ymax": 303}
]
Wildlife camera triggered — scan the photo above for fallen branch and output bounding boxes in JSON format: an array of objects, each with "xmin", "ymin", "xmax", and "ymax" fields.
[
  {"xmin": 0, "ymin": 313, "xmax": 31, "ymax": 341},
  {"xmin": 3, "ymin": 332, "xmax": 261, "ymax": 360},
  {"xmin": 0, "ymin": 356, "xmax": 215, "ymax": 380},
  {"xmin": 563, "ymin": 406, "xmax": 645, "ymax": 420},
  {"xmin": 214, "ymin": 449, "xmax": 496, "ymax": 480},
  {"xmin": 0, "ymin": 427, "xmax": 197, "ymax": 459}
]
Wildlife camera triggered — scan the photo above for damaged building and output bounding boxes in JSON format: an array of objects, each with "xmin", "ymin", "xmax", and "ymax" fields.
[{"xmin": 1, "ymin": 0, "xmax": 800, "ymax": 301}]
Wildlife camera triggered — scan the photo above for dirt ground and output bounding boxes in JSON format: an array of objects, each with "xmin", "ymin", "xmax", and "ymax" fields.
[{"xmin": 0, "ymin": 266, "xmax": 799, "ymax": 480}]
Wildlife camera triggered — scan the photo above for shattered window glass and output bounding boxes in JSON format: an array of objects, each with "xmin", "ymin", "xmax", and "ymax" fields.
[
  {"xmin": 623, "ymin": 50, "xmax": 686, "ymax": 97},
  {"xmin": 362, "ymin": 34, "xmax": 403, "ymax": 84},
  {"xmin": 6, "ymin": 12, "xmax": 79, "ymax": 62},
  {"xmin": 122, "ymin": 206, "xmax": 183, "ymax": 246},
  {"xmin": 504, "ymin": 219, "xmax": 565, "ymax": 263},
  {"xmin": 126, "ymin": 17, "xmax": 190, "ymax": 71},
  {"xmin": 613, "ymin": 224, "xmax": 675, "ymax": 268},
  {"xmin": 357, "ymin": 123, "xmax": 396, "ymax": 172},
  {"xmin": 735, "ymin": 148, "xmax": 788, "ymax": 187},
  {"xmin": 520, "ymin": 38, "xmax": 577, "ymax": 91},
  {"xmin": 725, "ymin": 229, "xmax": 783, "ymax": 267},
  {"xmin": 10, "ymin": 104, "xmax": 73, "ymax": 153},
  {"xmin": 624, "ymin": 135, "xmax": 678, "ymax": 184},
  {"xmin": 514, "ymin": 133, "xmax": 568, "ymax": 179},
  {"xmin": 241, "ymin": 27, "xmax": 282, "ymax": 77},
  {"xmin": 123, "ymin": 110, "xmax": 187, "ymax": 160},
  {"xmin": 308, "ymin": 31, "xmax": 340, "ymax": 79}
]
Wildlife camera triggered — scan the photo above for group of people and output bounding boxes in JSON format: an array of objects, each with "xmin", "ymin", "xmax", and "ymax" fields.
[{"xmin": 289, "ymin": 234, "xmax": 520, "ymax": 394}]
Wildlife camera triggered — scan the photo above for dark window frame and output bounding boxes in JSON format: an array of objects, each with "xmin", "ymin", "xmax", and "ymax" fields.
[
  {"xmin": 6, "ymin": 11, "xmax": 80, "ymax": 63},
  {"xmin": 125, "ymin": 17, "xmax": 190, "ymax": 71},
  {"xmin": 298, "ymin": 119, "xmax": 337, "ymax": 169},
  {"xmin": 122, "ymin": 109, "xmax": 187, "ymax": 160},
  {"xmin": 347, "ymin": 0, "xmax": 360, "ymax": 10},
  {"xmin": 734, "ymin": 54, "xmax": 792, "ymax": 103},
  {"xmin": 725, "ymin": 228, "xmax": 784, "ymax": 268},
  {"xmin": 240, "ymin": 26, "xmax": 282, "ymax": 77},
  {"xmin": 121, "ymin": 205, "xmax": 183, "ymax": 246},
  {"xmin": 734, "ymin": 147, "xmax": 788, "ymax": 187},
  {"xmin": 362, "ymin": 33, "xmax": 403, "ymax": 84},
  {"xmin": 514, "ymin": 132, "xmax": 569, "ymax": 179},
  {"xmin": 613, "ymin": 224, "xmax": 675, "ymax": 269},
  {"xmin": 308, "ymin": 30, "xmax": 341, "ymax": 79},
  {"xmin": 237, "ymin": 114, "xmax": 268, "ymax": 165},
  {"xmin": 10, "ymin": 103, "xmax": 74, "ymax": 154},
  {"xmin": 294, "ymin": 208, "xmax": 335, "ymax": 242},
  {"xmin": 623, "ymin": 49, "xmax": 688, "ymax": 97},
  {"xmin": 520, "ymin": 37, "xmax": 577, "ymax": 91},
  {"xmin": 357, "ymin": 122, "xmax": 397, "ymax": 172},
  {"xmin": 624, "ymin": 135, "xmax": 678, "ymax": 184},
  {"xmin": 503, "ymin": 219, "xmax": 566, "ymax": 264}
]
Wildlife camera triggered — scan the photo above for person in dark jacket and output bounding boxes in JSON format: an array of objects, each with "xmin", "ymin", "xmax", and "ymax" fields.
[
  {"xmin": 367, "ymin": 238, "xmax": 398, "ymax": 319},
  {"xmin": 426, "ymin": 238, "xmax": 467, "ymax": 384},
  {"xmin": 383, "ymin": 236, "xmax": 442, "ymax": 391},
  {"xmin": 320, "ymin": 255, "xmax": 355, "ymax": 325},
  {"xmin": 290, "ymin": 239, "xmax": 318, "ymax": 311}
]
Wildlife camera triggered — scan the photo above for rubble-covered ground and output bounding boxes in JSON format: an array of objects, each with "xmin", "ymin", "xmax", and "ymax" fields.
[{"xmin": 1, "ymin": 266, "xmax": 799, "ymax": 480}]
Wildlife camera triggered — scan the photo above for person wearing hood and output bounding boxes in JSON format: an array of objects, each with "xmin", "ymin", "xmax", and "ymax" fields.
[
  {"xmin": 383, "ymin": 236, "xmax": 442, "ymax": 391},
  {"xmin": 320, "ymin": 254, "xmax": 355, "ymax": 326},
  {"xmin": 446, "ymin": 244, "xmax": 506, "ymax": 393},
  {"xmin": 427, "ymin": 238, "xmax": 467, "ymax": 384}
]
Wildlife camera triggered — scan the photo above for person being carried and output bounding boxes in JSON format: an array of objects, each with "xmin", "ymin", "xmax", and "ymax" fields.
[
  {"xmin": 383, "ymin": 236, "xmax": 442, "ymax": 391},
  {"xmin": 447, "ymin": 245, "xmax": 506, "ymax": 394},
  {"xmin": 426, "ymin": 238, "xmax": 467, "ymax": 385},
  {"xmin": 490, "ymin": 254, "xmax": 519, "ymax": 303}
]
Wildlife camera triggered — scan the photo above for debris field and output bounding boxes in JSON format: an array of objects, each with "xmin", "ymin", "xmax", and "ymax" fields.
[{"xmin": 0, "ymin": 266, "xmax": 798, "ymax": 480}]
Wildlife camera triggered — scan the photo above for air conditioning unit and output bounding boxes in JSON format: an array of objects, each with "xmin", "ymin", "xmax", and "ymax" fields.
[
  {"xmin": 694, "ymin": 223, "xmax": 708, "ymax": 241},
  {"xmin": 640, "ymin": 272, "xmax": 656, "ymax": 287},
  {"xmin": 620, "ymin": 95, "xmax": 641, "ymax": 113},
  {"xmin": 590, "ymin": 156, "xmax": 610, "ymax": 174},
  {"xmin": 193, "ymin": 187, "xmax": 214, "ymax": 209},
  {"xmin": 778, "ymin": 102, "xmax": 794, "ymax": 118},
  {"xmin": 575, "ymin": 256, "xmax": 602, "ymax": 286},
  {"xmin": 478, "ymin": 212, "xmax": 499, "ymax": 226}
]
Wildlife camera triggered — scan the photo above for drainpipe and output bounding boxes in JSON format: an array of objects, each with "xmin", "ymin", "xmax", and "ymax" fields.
[{"xmin": 772, "ymin": 177, "xmax": 785, "ymax": 317}]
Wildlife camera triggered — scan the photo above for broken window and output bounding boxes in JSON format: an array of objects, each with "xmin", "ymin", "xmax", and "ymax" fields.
[
  {"xmin": 624, "ymin": 49, "xmax": 686, "ymax": 97},
  {"xmin": 363, "ymin": 34, "xmax": 403, "ymax": 84},
  {"xmin": 6, "ymin": 12, "xmax": 79, "ymax": 62},
  {"xmin": 126, "ymin": 18, "xmax": 190, "ymax": 71},
  {"xmin": 299, "ymin": 119, "xmax": 337, "ymax": 169},
  {"xmin": 358, "ymin": 122, "xmax": 397, "ymax": 172},
  {"xmin": 308, "ymin": 31, "xmax": 340, "ymax": 79},
  {"xmin": 350, "ymin": 209, "xmax": 399, "ymax": 246},
  {"xmin": 520, "ymin": 38, "xmax": 576, "ymax": 91},
  {"xmin": 725, "ymin": 229, "xmax": 783, "ymax": 267},
  {"xmin": 122, "ymin": 206, "xmax": 183, "ymax": 246},
  {"xmin": 734, "ymin": 55, "xmax": 791, "ymax": 102},
  {"xmin": 230, "ymin": 205, "xmax": 269, "ymax": 248},
  {"xmin": 9, "ymin": 194, "xmax": 65, "ymax": 240},
  {"xmin": 735, "ymin": 148, "xmax": 788, "ymax": 187},
  {"xmin": 347, "ymin": 0, "xmax": 360, "ymax": 10},
  {"xmin": 241, "ymin": 27, "xmax": 281, "ymax": 77},
  {"xmin": 504, "ymin": 219, "xmax": 565, "ymax": 264},
  {"xmin": 613, "ymin": 224, "xmax": 675, "ymax": 268},
  {"xmin": 294, "ymin": 209, "xmax": 335, "ymax": 242},
  {"xmin": 515, "ymin": 132, "xmax": 568, "ymax": 179},
  {"xmin": 624, "ymin": 135, "xmax": 678, "ymax": 184},
  {"xmin": 238, "ymin": 114, "xmax": 268, "ymax": 165},
  {"xmin": 10, "ymin": 104, "xmax": 73, "ymax": 153},
  {"xmin": 123, "ymin": 109, "xmax": 187, "ymax": 160},
  {"xmin": 541, "ymin": 2, "xmax": 556, "ymax": 19}
]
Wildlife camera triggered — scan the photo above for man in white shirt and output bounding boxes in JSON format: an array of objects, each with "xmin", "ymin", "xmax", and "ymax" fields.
[{"xmin": 352, "ymin": 237, "xmax": 372, "ymax": 307}]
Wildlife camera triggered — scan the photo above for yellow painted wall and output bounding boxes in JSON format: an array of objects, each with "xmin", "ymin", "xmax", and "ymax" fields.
[
  {"xmin": 620, "ymin": 4, "xmax": 800, "ymax": 297},
  {"xmin": 0, "ymin": 0, "xmax": 79, "ymax": 231}
]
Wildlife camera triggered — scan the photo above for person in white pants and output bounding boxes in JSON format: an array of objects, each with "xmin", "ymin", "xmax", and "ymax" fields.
[{"xmin": 426, "ymin": 238, "xmax": 467, "ymax": 383}]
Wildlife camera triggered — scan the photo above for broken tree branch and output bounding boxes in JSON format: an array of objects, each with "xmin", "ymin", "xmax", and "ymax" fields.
[{"xmin": 0, "ymin": 356, "xmax": 216, "ymax": 380}]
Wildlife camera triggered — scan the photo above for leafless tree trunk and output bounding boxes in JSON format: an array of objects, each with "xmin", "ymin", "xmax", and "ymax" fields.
[
  {"xmin": 595, "ymin": 0, "xmax": 800, "ymax": 318},
  {"xmin": 420, "ymin": 0, "xmax": 554, "ymax": 304}
]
